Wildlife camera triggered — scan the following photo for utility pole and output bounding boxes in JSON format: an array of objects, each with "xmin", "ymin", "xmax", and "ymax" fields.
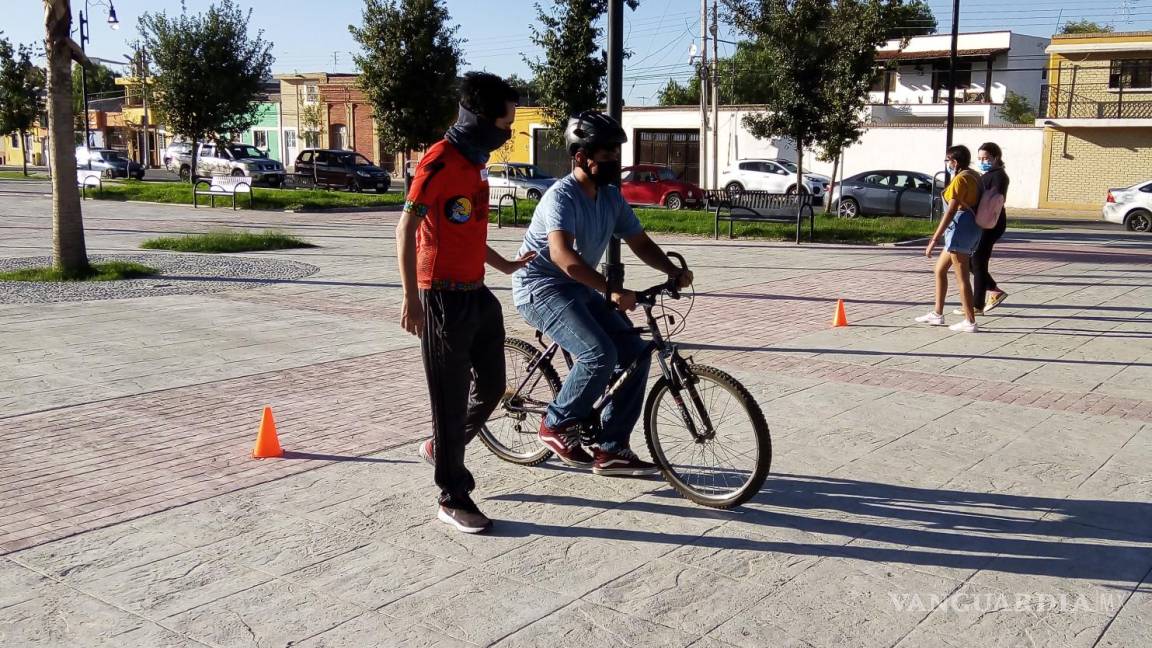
[
  {"xmin": 139, "ymin": 47, "xmax": 151, "ymax": 169},
  {"xmin": 945, "ymin": 0, "xmax": 960, "ymax": 181},
  {"xmin": 604, "ymin": 0, "xmax": 625, "ymax": 293},
  {"xmin": 699, "ymin": 0, "xmax": 708, "ymax": 189},
  {"xmin": 711, "ymin": 0, "xmax": 719, "ymax": 191}
]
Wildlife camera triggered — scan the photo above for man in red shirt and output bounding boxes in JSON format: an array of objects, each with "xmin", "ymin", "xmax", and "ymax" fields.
[{"xmin": 395, "ymin": 72, "xmax": 532, "ymax": 534}]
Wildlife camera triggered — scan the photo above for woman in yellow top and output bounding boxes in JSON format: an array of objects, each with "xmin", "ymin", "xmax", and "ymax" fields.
[{"xmin": 916, "ymin": 145, "xmax": 983, "ymax": 333}]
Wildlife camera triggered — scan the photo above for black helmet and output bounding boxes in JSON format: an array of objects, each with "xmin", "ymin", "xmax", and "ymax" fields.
[{"xmin": 565, "ymin": 110, "xmax": 628, "ymax": 156}]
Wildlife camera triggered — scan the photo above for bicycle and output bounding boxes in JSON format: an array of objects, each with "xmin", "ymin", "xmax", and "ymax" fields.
[{"xmin": 479, "ymin": 252, "xmax": 771, "ymax": 509}]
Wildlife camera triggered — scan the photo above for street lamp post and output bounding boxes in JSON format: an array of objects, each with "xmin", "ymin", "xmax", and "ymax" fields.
[
  {"xmin": 604, "ymin": 0, "xmax": 625, "ymax": 294},
  {"xmin": 78, "ymin": 0, "xmax": 120, "ymax": 167}
]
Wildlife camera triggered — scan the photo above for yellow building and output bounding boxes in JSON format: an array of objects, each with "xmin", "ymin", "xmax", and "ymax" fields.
[
  {"xmin": 1040, "ymin": 31, "xmax": 1152, "ymax": 209},
  {"xmin": 0, "ymin": 127, "xmax": 48, "ymax": 168}
]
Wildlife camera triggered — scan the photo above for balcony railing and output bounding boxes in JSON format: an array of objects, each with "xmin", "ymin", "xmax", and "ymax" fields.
[{"xmin": 1047, "ymin": 84, "xmax": 1152, "ymax": 120}]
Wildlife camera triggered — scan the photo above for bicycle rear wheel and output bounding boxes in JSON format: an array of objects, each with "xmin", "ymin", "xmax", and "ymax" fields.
[
  {"xmin": 644, "ymin": 364, "xmax": 770, "ymax": 508},
  {"xmin": 478, "ymin": 338, "xmax": 558, "ymax": 465}
]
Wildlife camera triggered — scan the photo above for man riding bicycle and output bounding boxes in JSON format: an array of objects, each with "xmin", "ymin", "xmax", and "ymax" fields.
[{"xmin": 512, "ymin": 110, "xmax": 693, "ymax": 476}]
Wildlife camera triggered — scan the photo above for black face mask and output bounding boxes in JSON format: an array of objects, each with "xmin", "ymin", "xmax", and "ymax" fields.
[
  {"xmin": 582, "ymin": 159, "xmax": 621, "ymax": 187},
  {"xmin": 449, "ymin": 105, "xmax": 511, "ymax": 153}
]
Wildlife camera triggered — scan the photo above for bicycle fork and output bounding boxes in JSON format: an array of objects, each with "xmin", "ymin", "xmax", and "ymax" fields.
[{"xmin": 657, "ymin": 348, "xmax": 717, "ymax": 443}]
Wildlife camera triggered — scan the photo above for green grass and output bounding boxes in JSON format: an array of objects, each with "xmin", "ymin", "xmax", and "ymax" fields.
[
  {"xmin": 0, "ymin": 261, "xmax": 158, "ymax": 282},
  {"xmin": 140, "ymin": 230, "xmax": 316, "ymax": 253},
  {"xmin": 492, "ymin": 201, "xmax": 1057, "ymax": 244},
  {"xmin": 0, "ymin": 170, "xmax": 51, "ymax": 180},
  {"xmin": 84, "ymin": 180, "xmax": 404, "ymax": 211}
]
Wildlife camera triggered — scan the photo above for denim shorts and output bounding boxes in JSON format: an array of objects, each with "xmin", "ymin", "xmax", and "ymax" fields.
[{"xmin": 944, "ymin": 209, "xmax": 981, "ymax": 256}]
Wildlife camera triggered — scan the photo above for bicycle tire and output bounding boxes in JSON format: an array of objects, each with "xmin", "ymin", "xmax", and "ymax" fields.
[
  {"xmin": 478, "ymin": 337, "xmax": 558, "ymax": 466},
  {"xmin": 643, "ymin": 364, "xmax": 771, "ymax": 509}
]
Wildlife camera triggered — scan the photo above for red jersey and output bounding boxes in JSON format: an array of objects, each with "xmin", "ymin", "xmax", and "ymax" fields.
[{"xmin": 404, "ymin": 140, "xmax": 490, "ymax": 290}]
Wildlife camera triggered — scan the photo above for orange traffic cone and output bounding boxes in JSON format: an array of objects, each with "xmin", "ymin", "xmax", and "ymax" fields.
[
  {"xmin": 252, "ymin": 406, "xmax": 283, "ymax": 458},
  {"xmin": 832, "ymin": 299, "xmax": 849, "ymax": 327}
]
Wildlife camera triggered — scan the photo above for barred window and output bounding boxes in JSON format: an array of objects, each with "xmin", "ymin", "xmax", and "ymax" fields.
[{"xmin": 1110, "ymin": 59, "xmax": 1152, "ymax": 89}]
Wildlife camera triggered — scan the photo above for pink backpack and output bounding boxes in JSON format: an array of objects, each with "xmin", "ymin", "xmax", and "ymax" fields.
[{"xmin": 976, "ymin": 183, "xmax": 1005, "ymax": 229}]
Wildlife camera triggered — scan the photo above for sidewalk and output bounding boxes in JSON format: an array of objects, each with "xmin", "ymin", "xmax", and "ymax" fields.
[{"xmin": 0, "ymin": 194, "xmax": 1150, "ymax": 647}]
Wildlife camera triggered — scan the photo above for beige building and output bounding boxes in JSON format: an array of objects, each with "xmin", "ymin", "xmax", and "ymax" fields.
[{"xmin": 1039, "ymin": 31, "xmax": 1152, "ymax": 209}]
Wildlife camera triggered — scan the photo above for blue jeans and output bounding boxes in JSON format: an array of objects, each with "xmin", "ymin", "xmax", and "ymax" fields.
[{"xmin": 517, "ymin": 284, "xmax": 650, "ymax": 452}]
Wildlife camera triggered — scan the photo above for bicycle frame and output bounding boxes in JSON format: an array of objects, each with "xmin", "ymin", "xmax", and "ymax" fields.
[{"xmin": 507, "ymin": 298, "xmax": 717, "ymax": 443}]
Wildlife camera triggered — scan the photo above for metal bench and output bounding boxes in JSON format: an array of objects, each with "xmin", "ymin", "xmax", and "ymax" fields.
[
  {"xmin": 711, "ymin": 189, "xmax": 815, "ymax": 240},
  {"xmin": 193, "ymin": 175, "xmax": 254, "ymax": 210},
  {"xmin": 490, "ymin": 186, "xmax": 520, "ymax": 228},
  {"xmin": 77, "ymin": 169, "xmax": 103, "ymax": 199}
]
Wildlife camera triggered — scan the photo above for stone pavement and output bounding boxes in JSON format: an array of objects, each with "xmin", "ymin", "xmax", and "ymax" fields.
[{"xmin": 0, "ymin": 195, "xmax": 1150, "ymax": 647}]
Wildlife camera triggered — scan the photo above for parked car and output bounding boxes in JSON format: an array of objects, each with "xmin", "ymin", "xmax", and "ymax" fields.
[
  {"xmin": 829, "ymin": 170, "xmax": 942, "ymax": 219},
  {"xmin": 293, "ymin": 149, "xmax": 392, "ymax": 193},
  {"xmin": 1103, "ymin": 180, "xmax": 1152, "ymax": 232},
  {"xmin": 718, "ymin": 159, "xmax": 829, "ymax": 202},
  {"xmin": 187, "ymin": 143, "xmax": 286, "ymax": 187},
  {"xmin": 487, "ymin": 163, "xmax": 556, "ymax": 200},
  {"xmin": 163, "ymin": 142, "xmax": 192, "ymax": 172},
  {"xmin": 773, "ymin": 158, "xmax": 832, "ymax": 184},
  {"xmin": 75, "ymin": 147, "xmax": 145, "ymax": 180},
  {"xmin": 620, "ymin": 165, "xmax": 703, "ymax": 210}
]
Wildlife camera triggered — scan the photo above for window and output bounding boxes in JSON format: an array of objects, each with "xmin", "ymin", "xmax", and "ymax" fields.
[
  {"xmin": 870, "ymin": 69, "xmax": 896, "ymax": 92},
  {"xmin": 229, "ymin": 145, "xmax": 266, "ymax": 159},
  {"xmin": 861, "ymin": 173, "xmax": 888, "ymax": 186},
  {"xmin": 330, "ymin": 124, "xmax": 347, "ymax": 150},
  {"xmin": 488, "ymin": 165, "xmax": 506, "ymax": 179},
  {"xmin": 304, "ymin": 84, "xmax": 319, "ymax": 104},
  {"xmin": 304, "ymin": 131, "xmax": 320, "ymax": 148},
  {"xmin": 739, "ymin": 161, "xmax": 757, "ymax": 171},
  {"xmin": 253, "ymin": 130, "xmax": 268, "ymax": 150},
  {"xmin": 314, "ymin": 151, "xmax": 331, "ymax": 164},
  {"xmin": 284, "ymin": 130, "xmax": 297, "ymax": 149},
  {"xmin": 933, "ymin": 61, "xmax": 972, "ymax": 90},
  {"xmin": 297, "ymin": 151, "xmax": 313, "ymax": 163},
  {"xmin": 1109, "ymin": 59, "xmax": 1152, "ymax": 89},
  {"xmin": 10, "ymin": 133, "xmax": 18, "ymax": 148}
]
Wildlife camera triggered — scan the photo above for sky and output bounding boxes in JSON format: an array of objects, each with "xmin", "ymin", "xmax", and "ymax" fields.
[{"xmin": 3, "ymin": 0, "xmax": 1151, "ymax": 105}]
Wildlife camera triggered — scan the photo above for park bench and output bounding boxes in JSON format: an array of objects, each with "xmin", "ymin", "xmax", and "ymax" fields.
[
  {"xmin": 193, "ymin": 175, "xmax": 253, "ymax": 210},
  {"xmin": 710, "ymin": 189, "xmax": 816, "ymax": 240},
  {"xmin": 490, "ymin": 185, "xmax": 520, "ymax": 228},
  {"xmin": 77, "ymin": 169, "xmax": 103, "ymax": 199}
]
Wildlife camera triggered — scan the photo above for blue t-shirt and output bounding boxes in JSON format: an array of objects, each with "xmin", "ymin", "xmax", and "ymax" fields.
[{"xmin": 511, "ymin": 174, "xmax": 643, "ymax": 306}]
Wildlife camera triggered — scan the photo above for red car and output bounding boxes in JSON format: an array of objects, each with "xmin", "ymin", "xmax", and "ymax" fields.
[{"xmin": 621, "ymin": 165, "xmax": 703, "ymax": 210}]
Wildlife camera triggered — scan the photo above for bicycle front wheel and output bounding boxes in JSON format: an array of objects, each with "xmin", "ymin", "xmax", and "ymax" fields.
[
  {"xmin": 478, "ymin": 338, "xmax": 558, "ymax": 465},
  {"xmin": 644, "ymin": 364, "xmax": 770, "ymax": 508}
]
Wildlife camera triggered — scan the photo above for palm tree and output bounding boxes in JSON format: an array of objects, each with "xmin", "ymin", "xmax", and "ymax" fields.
[{"xmin": 44, "ymin": 0, "xmax": 90, "ymax": 275}]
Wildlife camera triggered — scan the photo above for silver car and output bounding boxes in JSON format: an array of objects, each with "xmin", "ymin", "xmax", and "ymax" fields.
[
  {"xmin": 487, "ymin": 163, "xmax": 556, "ymax": 201},
  {"xmin": 830, "ymin": 170, "xmax": 943, "ymax": 219},
  {"xmin": 194, "ymin": 143, "xmax": 286, "ymax": 187}
]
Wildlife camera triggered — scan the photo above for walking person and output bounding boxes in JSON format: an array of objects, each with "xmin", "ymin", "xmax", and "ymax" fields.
[
  {"xmin": 916, "ymin": 145, "xmax": 983, "ymax": 333},
  {"xmin": 396, "ymin": 72, "xmax": 534, "ymax": 534},
  {"xmin": 970, "ymin": 142, "xmax": 1010, "ymax": 314}
]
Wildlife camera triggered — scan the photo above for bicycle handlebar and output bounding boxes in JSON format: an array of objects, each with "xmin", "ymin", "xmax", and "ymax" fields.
[{"xmin": 635, "ymin": 251, "xmax": 688, "ymax": 307}]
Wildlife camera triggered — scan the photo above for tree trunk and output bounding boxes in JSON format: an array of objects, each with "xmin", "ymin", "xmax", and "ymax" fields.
[
  {"xmin": 795, "ymin": 143, "xmax": 804, "ymax": 245},
  {"xmin": 45, "ymin": 0, "xmax": 90, "ymax": 275},
  {"xmin": 20, "ymin": 130, "xmax": 29, "ymax": 176},
  {"xmin": 402, "ymin": 150, "xmax": 411, "ymax": 196},
  {"xmin": 827, "ymin": 154, "xmax": 839, "ymax": 216},
  {"xmin": 189, "ymin": 140, "xmax": 198, "ymax": 184}
]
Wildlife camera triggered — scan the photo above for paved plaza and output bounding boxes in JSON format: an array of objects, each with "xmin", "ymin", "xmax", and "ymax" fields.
[{"xmin": 0, "ymin": 192, "xmax": 1150, "ymax": 647}]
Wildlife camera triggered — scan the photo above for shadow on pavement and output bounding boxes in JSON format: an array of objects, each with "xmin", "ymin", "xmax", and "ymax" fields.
[{"xmin": 488, "ymin": 472, "xmax": 1152, "ymax": 582}]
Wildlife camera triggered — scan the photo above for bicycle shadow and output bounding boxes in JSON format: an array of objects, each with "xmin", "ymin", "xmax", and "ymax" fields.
[{"xmin": 485, "ymin": 472, "xmax": 1152, "ymax": 583}]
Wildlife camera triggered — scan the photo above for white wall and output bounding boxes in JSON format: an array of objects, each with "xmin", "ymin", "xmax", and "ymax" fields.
[{"xmin": 619, "ymin": 107, "xmax": 1045, "ymax": 208}]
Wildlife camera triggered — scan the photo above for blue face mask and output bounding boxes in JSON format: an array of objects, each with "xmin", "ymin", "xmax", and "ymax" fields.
[{"xmin": 978, "ymin": 161, "xmax": 993, "ymax": 172}]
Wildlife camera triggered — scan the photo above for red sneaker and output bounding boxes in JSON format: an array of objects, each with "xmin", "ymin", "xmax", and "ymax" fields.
[
  {"xmin": 418, "ymin": 438, "xmax": 434, "ymax": 466},
  {"xmin": 538, "ymin": 421, "xmax": 594, "ymax": 467},
  {"xmin": 592, "ymin": 447, "xmax": 661, "ymax": 477}
]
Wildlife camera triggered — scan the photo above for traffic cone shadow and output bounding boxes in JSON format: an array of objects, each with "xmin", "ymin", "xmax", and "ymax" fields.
[
  {"xmin": 832, "ymin": 299, "xmax": 849, "ymax": 328},
  {"xmin": 252, "ymin": 406, "xmax": 284, "ymax": 458}
]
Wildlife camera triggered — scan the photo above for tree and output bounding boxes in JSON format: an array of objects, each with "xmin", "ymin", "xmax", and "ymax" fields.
[
  {"xmin": 658, "ymin": 42, "xmax": 775, "ymax": 106},
  {"xmin": 885, "ymin": 0, "xmax": 935, "ymax": 38},
  {"xmin": 138, "ymin": 0, "xmax": 274, "ymax": 182},
  {"xmin": 43, "ymin": 0, "xmax": 91, "ymax": 275},
  {"xmin": 0, "ymin": 34, "xmax": 46, "ymax": 176},
  {"xmin": 525, "ymin": 0, "xmax": 639, "ymax": 133},
  {"xmin": 71, "ymin": 60, "xmax": 118, "ymax": 139},
  {"xmin": 351, "ymin": 0, "xmax": 464, "ymax": 191},
  {"xmin": 505, "ymin": 73, "xmax": 542, "ymax": 107},
  {"xmin": 998, "ymin": 91, "xmax": 1036, "ymax": 124},
  {"xmin": 299, "ymin": 103, "xmax": 324, "ymax": 148},
  {"xmin": 1060, "ymin": 20, "xmax": 1113, "ymax": 35},
  {"xmin": 724, "ymin": 0, "xmax": 901, "ymax": 242}
]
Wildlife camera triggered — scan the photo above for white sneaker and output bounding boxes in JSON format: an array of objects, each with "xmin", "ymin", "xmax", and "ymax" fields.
[
  {"xmin": 949, "ymin": 319, "xmax": 978, "ymax": 333},
  {"xmin": 952, "ymin": 308, "xmax": 983, "ymax": 316},
  {"xmin": 915, "ymin": 312, "xmax": 945, "ymax": 326}
]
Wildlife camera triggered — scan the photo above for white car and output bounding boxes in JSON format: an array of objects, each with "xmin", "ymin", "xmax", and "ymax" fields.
[
  {"xmin": 1103, "ymin": 180, "xmax": 1152, "ymax": 232},
  {"xmin": 774, "ymin": 158, "xmax": 832, "ymax": 184},
  {"xmin": 718, "ymin": 159, "xmax": 830, "ymax": 201},
  {"xmin": 487, "ymin": 163, "xmax": 556, "ymax": 201}
]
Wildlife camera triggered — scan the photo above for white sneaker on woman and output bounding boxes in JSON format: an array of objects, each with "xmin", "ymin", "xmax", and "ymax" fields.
[
  {"xmin": 915, "ymin": 312, "xmax": 945, "ymax": 326},
  {"xmin": 949, "ymin": 320, "xmax": 978, "ymax": 333}
]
